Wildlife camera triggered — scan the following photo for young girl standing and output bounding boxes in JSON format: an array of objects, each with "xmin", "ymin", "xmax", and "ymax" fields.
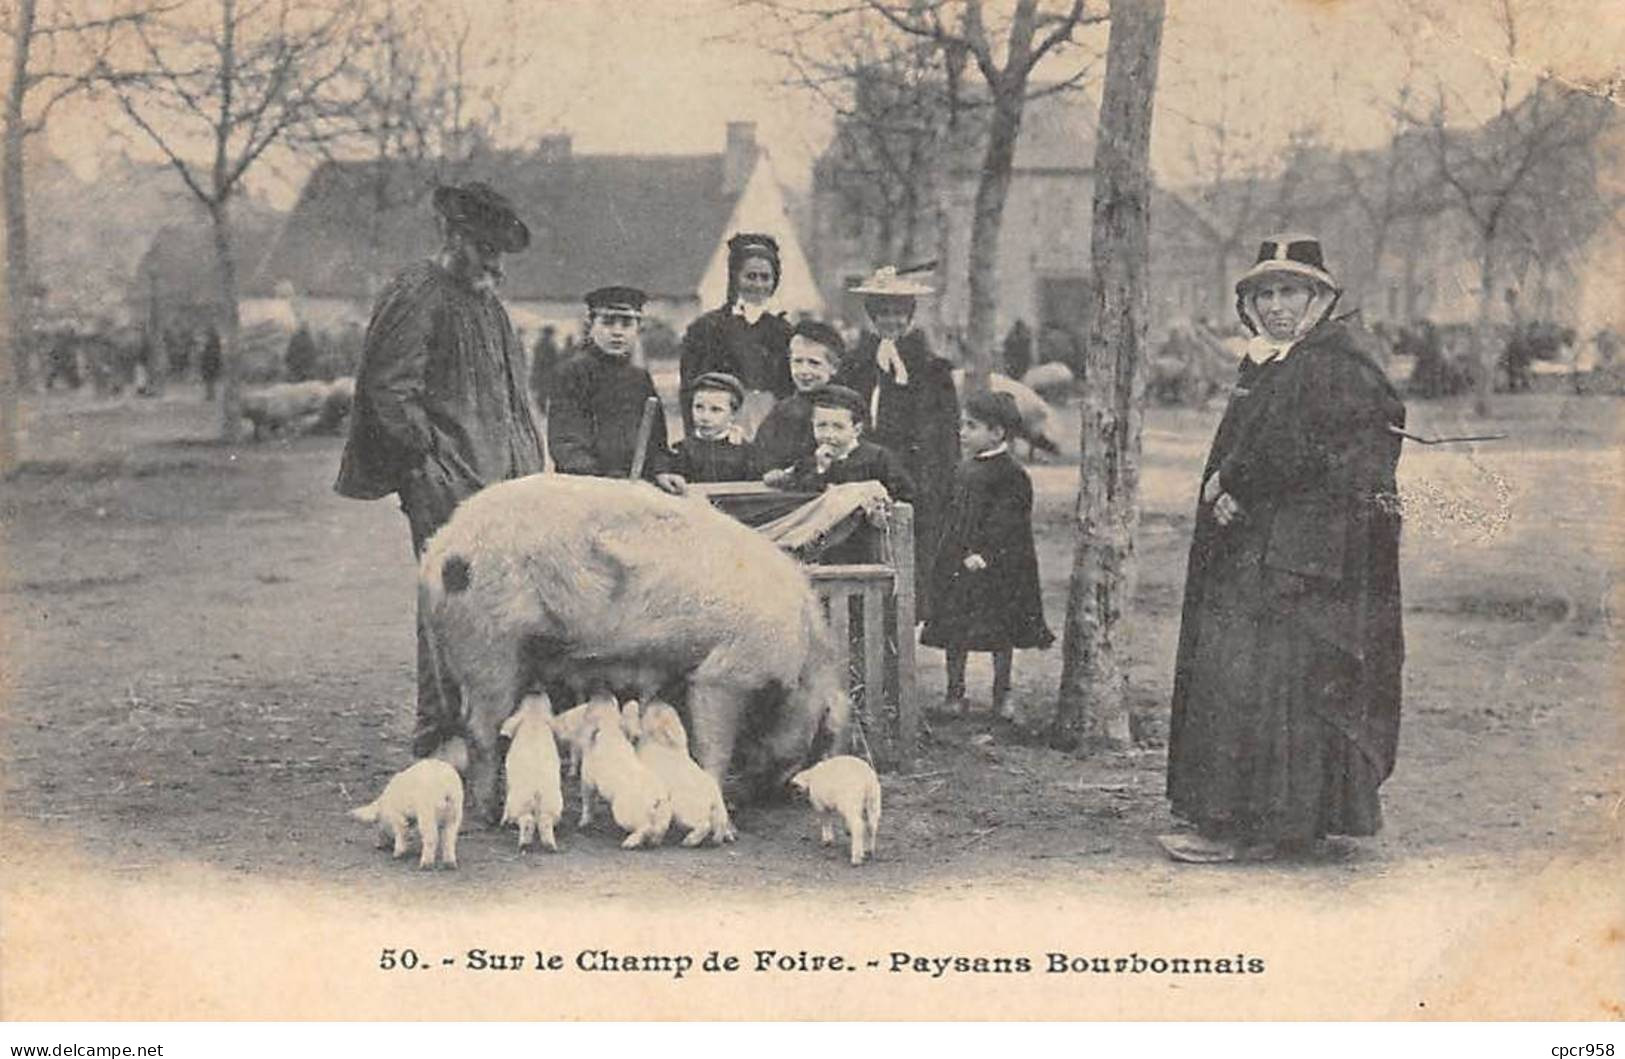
[{"xmin": 921, "ymin": 390, "xmax": 1054, "ymax": 719}]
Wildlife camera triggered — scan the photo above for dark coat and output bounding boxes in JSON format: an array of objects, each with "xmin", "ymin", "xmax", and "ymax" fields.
[
  {"xmin": 335, "ymin": 260, "xmax": 545, "ymax": 501},
  {"xmin": 671, "ymin": 435, "xmax": 759, "ymax": 483},
  {"xmin": 921, "ymin": 450, "xmax": 1054, "ymax": 651},
  {"xmin": 548, "ymin": 342, "xmax": 673, "ymax": 480},
  {"xmin": 752, "ymin": 391, "xmax": 815, "ymax": 472},
  {"xmin": 782, "ymin": 439, "xmax": 916, "ymax": 503},
  {"xmin": 678, "ymin": 307, "xmax": 794, "ymax": 432},
  {"xmin": 835, "ymin": 329, "xmax": 960, "ymax": 618},
  {"xmin": 1167, "ymin": 315, "xmax": 1406, "ymax": 842}
]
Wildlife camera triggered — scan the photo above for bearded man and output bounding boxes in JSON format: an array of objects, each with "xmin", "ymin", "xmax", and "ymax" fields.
[{"xmin": 335, "ymin": 180, "xmax": 546, "ymax": 758}]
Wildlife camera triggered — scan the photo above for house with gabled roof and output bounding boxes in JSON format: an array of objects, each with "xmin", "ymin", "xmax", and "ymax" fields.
[
  {"xmin": 246, "ymin": 122, "xmax": 823, "ymax": 338},
  {"xmin": 127, "ymin": 210, "xmax": 282, "ymax": 334}
]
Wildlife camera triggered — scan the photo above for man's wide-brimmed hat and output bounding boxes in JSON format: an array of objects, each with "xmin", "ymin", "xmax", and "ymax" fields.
[
  {"xmin": 850, "ymin": 265, "xmax": 934, "ymax": 298},
  {"xmin": 1234, "ymin": 232, "xmax": 1337, "ymax": 294},
  {"xmin": 433, "ymin": 181, "xmax": 531, "ymax": 253}
]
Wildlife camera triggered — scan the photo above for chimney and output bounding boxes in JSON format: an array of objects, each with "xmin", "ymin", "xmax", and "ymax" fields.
[
  {"xmin": 538, "ymin": 133, "xmax": 572, "ymax": 164},
  {"xmin": 723, "ymin": 121, "xmax": 757, "ymax": 195}
]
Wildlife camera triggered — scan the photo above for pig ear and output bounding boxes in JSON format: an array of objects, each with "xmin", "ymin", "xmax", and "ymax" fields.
[{"xmin": 500, "ymin": 711, "xmax": 523, "ymax": 739}]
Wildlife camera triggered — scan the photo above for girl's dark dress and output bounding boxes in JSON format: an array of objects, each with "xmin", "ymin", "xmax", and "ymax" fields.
[
  {"xmin": 1166, "ymin": 316, "xmax": 1406, "ymax": 845},
  {"xmin": 921, "ymin": 449, "xmax": 1053, "ymax": 652}
]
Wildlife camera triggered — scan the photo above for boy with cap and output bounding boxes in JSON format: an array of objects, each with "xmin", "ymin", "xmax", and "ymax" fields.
[
  {"xmin": 921, "ymin": 390, "xmax": 1054, "ymax": 721},
  {"xmin": 754, "ymin": 319, "xmax": 844, "ymax": 474},
  {"xmin": 549, "ymin": 285, "xmax": 685, "ymax": 494},
  {"xmin": 765, "ymin": 384, "xmax": 914, "ymax": 504},
  {"xmin": 670, "ymin": 371, "xmax": 759, "ymax": 482}
]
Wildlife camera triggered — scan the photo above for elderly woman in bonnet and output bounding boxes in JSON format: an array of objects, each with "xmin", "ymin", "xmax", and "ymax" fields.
[
  {"xmin": 834, "ymin": 265, "xmax": 960, "ymax": 622},
  {"xmin": 1162, "ymin": 233, "xmax": 1407, "ymax": 864},
  {"xmin": 678, "ymin": 232, "xmax": 796, "ymax": 437}
]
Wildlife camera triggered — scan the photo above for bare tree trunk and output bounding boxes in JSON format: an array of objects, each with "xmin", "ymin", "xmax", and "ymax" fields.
[
  {"xmin": 4, "ymin": 0, "xmax": 35, "ymax": 411},
  {"xmin": 0, "ymin": 199, "xmax": 14, "ymax": 475},
  {"xmin": 1053, "ymin": 0, "xmax": 1164, "ymax": 751},
  {"xmin": 1209, "ymin": 248, "xmax": 1230, "ymax": 322},
  {"xmin": 963, "ymin": 86, "xmax": 1023, "ymax": 389},
  {"xmin": 1471, "ymin": 243, "xmax": 1495, "ymax": 417},
  {"xmin": 209, "ymin": 201, "xmax": 244, "ymax": 441}
]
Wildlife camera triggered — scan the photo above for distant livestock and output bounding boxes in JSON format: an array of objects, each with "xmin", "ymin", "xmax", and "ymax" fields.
[
  {"xmin": 240, "ymin": 377, "xmax": 354, "ymax": 440},
  {"xmin": 1020, "ymin": 361, "xmax": 1075, "ymax": 401},
  {"xmin": 951, "ymin": 369, "xmax": 1061, "ymax": 456}
]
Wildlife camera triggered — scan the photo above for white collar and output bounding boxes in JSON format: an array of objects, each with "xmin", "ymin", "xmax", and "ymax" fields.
[
  {"xmin": 732, "ymin": 300, "xmax": 776, "ymax": 325},
  {"xmin": 975, "ymin": 442, "xmax": 1008, "ymax": 460}
]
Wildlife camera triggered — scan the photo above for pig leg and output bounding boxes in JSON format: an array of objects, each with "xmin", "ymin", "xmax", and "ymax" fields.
[
  {"xmin": 386, "ymin": 814, "xmax": 410, "ymax": 858},
  {"xmin": 538, "ymin": 815, "xmax": 558, "ymax": 852},
  {"xmin": 680, "ymin": 822, "xmax": 711, "ymax": 848},
  {"xmin": 517, "ymin": 814, "xmax": 535, "ymax": 851},
  {"xmin": 417, "ymin": 812, "xmax": 440, "ymax": 869},
  {"xmin": 458, "ymin": 665, "xmax": 522, "ymax": 827},
  {"xmin": 685, "ymin": 677, "xmax": 748, "ymax": 790},
  {"xmin": 819, "ymin": 814, "xmax": 836, "ymax": 847},
  {"xmin": 845, "ymin": 809, "xmax": 865, "ymax": 866},
  {"xmin": 577, "ymin": 770, "xmax": 593, "ymax": 829},
  {"xmin": 442, "ymin": 802, "xmax": 461, "ymax": 869}
]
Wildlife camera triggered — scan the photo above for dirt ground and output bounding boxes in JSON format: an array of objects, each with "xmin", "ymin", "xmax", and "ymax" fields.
[{"xmin": 0, "ymin": 384, "xmax": 1619, "ymax": 908}]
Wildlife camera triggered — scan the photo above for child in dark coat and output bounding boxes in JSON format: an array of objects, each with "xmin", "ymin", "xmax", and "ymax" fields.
[
  {"xmin": 921, "ymin": 390, "xmax": 1054, "ymax": 719},
  {"xmin": 670, "ymin": 371, "xmax": 759, "ymax": 482},
  {"xmin": 754, "ymin": 319, "xmax": 843, "ymax": 474},
  {"xmin": 764, "ymin": 384, "xmax": 914, "ymax": 503}
]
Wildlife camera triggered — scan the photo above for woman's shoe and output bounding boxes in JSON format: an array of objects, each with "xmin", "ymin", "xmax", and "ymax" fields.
[{"xmin": 1157, "ymin": 833, "xmax": 1241, "ymax": 863}]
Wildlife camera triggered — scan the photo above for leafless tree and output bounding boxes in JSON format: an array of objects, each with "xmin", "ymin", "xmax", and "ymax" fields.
[
  {"xmin": 0, "ymin": 0, "xmax": 151, "ymax": 472},
  {"xmin": 748, "ymin": 0, "xmax": 1105, "ymax": 385},
  {"xmin": 1322, "ymin": 51, "xmax": 1448, "ymax": 320},
  {"xmin": 97, "ymin": 0, "xmax": 359, "ymax": 441},
  {"xmin": 1051, "ymin": 0, "xmax": 1163, "ymax": 750},
  {"xmin": 1407, "ymin": 0, "xmax": 1617, "ymax": 415},
  {"xmin": 800, "ymin": 32, "xmax": 967, "ymax": 269},
  {"xmin": 1159, "ymin": 68, "xmax": 1308, "ymax": 323}
]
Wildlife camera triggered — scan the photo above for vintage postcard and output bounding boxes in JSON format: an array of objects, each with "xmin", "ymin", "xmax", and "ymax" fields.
[{"xmin": 0, "ymin": 0, "xmax": 1619, "ymax": 1023}]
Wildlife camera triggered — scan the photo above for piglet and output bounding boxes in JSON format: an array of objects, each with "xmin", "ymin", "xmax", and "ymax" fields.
[
  {"xmin": 350, "ymin": 737, "xmax": 467, "ymax": 870},
  {"xmin": 630, "ymin": 699, "xmax": 735, "ymax": 847},
  {"xmin": 551, "ymin": 694, "xmax": 672, "ymax": 849},
  {"xmin": 789, "ymin": 755, "xmax": 881, "ymax": 867},
  {"xmin": 499, "ymin": 693, "xmax": 564, "ymax": 852}
]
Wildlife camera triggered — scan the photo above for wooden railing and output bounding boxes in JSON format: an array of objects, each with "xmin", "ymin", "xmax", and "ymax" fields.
[
  {"xmin": 804, "ymin": 501, "xmax": 918, "ymax": 769},
  {"xmin": 692, "ymin": 484, "xmax": 919, "ymax": 770}
]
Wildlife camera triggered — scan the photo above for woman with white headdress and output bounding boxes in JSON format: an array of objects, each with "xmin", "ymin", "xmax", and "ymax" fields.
[
  {"xmin": 834, "ymin": 266, "xmax": 960, "ymax": 621},
  {"xmin": 678, "ymin": 232, "xmax": 796, "ymax": 438},
  {"xmin": 1162, "ymin": 234, "xmax": 1407, "ymax": 864}
]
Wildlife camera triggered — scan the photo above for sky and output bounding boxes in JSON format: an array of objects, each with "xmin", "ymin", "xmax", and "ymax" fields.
[{"xmin": 42, "ymin": 0, "xmax": 1625, "ymax": 207}]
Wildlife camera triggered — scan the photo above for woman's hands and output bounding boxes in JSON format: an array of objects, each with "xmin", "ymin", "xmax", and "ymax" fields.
[{"xmin": 1202, "ymin": 473, "xmax": 1243, "ymax": 526}]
